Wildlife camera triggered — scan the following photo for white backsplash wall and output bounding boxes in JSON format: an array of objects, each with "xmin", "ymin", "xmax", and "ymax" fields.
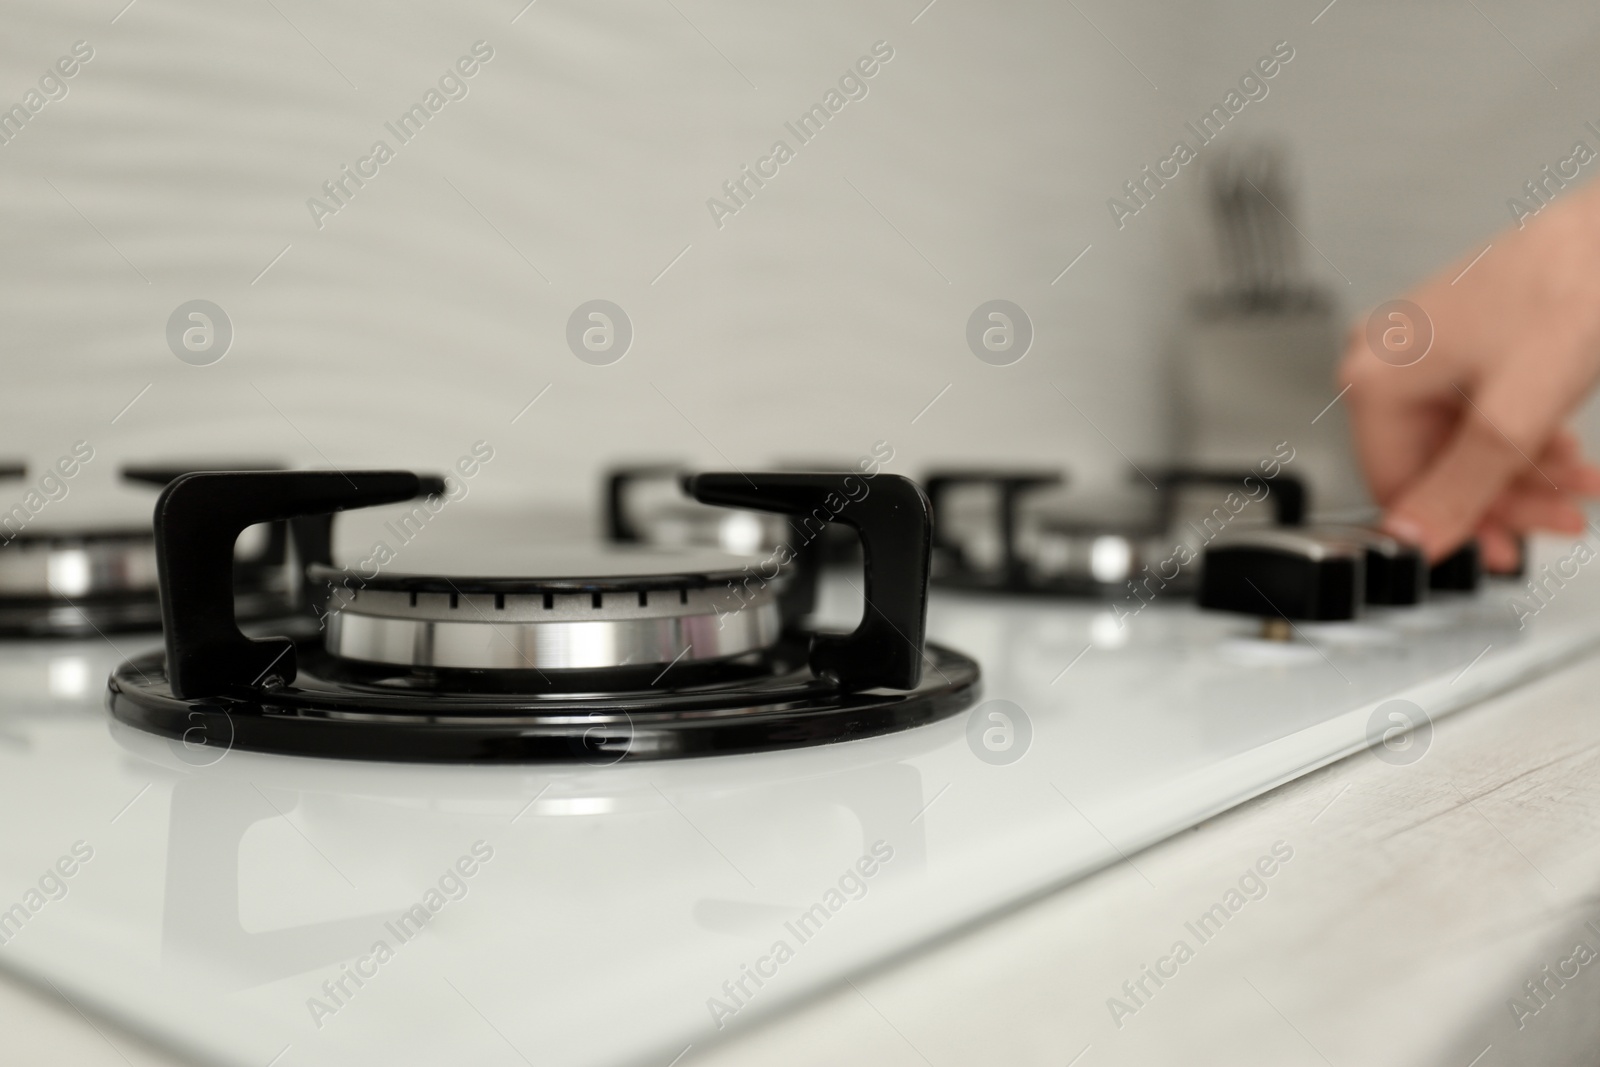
[{"xmin": 2, "ymin": 1, "xmax": 1599, "ymax": 519}]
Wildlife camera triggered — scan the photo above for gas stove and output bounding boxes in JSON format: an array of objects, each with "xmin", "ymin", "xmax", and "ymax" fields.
[
  {"xmin": 110, "ymin": 469, "xmax": 978, "ymax": 762},
  {"xmin": 0, "ymin": 467, "xmax": 1594, "ymax": 1067},
  {"xmin": 605, "ymin": 464, "xmax": 779, "ymax": 555},
  {"xmin": 924, "ymin": 464, "xmax": 1507, "ymax": 604},
  {"xmin": 0, "ymin": 463, "xmax": 294, "ymax": 637},
  {"xmin": 924, "ymin": 464, "xmax": 1307, "ymax": 598},
  {"xmin": 606, "ymin": 461, "xmax": 867, "ymax": 566}
]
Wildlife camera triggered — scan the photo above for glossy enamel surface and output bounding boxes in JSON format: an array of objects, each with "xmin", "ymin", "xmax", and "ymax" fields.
[{"xmin": 0, "ymin": 548, "xmax": 1592, "ymax": 1067}]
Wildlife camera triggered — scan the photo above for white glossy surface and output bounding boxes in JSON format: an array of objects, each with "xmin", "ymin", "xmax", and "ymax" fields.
[{"xmin": 0, "ymin": 551, "xmax": 1594, "ymax": 1067}]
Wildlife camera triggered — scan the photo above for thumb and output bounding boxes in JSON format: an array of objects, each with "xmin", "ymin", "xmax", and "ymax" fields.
[{"xmin": 1382, "ymin": 388, "xmax": 1552, "ymax": 561}]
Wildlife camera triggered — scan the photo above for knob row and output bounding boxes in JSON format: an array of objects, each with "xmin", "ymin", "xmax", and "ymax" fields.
[{"xmin": 1199, "ymin": 530, "xmax": 1481, "ymax": 623}]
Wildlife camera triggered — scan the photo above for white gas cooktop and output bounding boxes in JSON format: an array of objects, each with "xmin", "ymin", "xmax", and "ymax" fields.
[{"xmin": 0, "ymin": 548, "xmax": 1592, "ymax": 1067}]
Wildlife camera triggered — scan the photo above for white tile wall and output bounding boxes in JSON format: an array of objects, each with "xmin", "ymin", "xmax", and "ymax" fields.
[{"xmin": 1, "ymin": 0, "xmax": 1596, "ymax": 520}]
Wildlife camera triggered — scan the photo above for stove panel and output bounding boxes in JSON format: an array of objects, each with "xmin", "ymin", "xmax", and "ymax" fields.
[{"xmin": 0, "ymin": 542, "xmax": 1592, "ymax": 1067}]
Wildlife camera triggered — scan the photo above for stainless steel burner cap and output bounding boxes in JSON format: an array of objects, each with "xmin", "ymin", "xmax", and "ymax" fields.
[
  {"xmin": 0, "ymin": 530, "xmax": 158, "ymax": 598},
  {"xmin": 319, "ymin": 544, "xmax": 785, "ymax": 673}
]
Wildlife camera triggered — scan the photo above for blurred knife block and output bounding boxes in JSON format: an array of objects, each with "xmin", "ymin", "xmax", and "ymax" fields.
[{"xmin": 1173, "ymin": 292, "xmax": 1371, "ymax": 520}]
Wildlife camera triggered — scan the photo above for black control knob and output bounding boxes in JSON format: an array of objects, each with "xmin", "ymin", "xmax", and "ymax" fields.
[
  {"xmin": 1198, "ymin": 530, "xmax": 1363, "ymax": 638},
  {"xmin": 1429, "ymin": 541, "xmax": 1482, "ymax": 592},
  {"xmin": 1317, "ymin": 526, "xmax": 1426, "ymax": 606}
]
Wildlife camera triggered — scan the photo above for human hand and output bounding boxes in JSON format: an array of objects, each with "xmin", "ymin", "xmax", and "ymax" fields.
[{"xmin": 1338, "ymin": 183, "xmax": 1600, "ymax": 569}]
